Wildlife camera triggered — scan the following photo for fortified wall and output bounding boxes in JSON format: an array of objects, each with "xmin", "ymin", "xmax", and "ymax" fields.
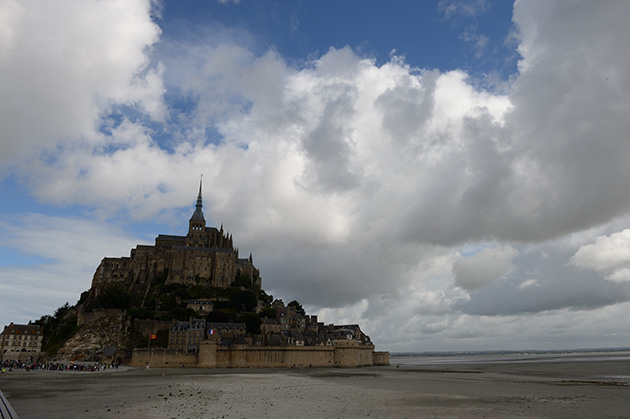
[{"xmin": 131, "ymin": 340, "xmax": 390, "ymax": 369}]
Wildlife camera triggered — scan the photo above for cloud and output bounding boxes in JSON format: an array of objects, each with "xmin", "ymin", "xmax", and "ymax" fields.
[
  {"xmin": 0, "ymin": 214, "xmax": 142, "ymax": 322},
  {"xmin": 3, "ymin": 0, "xmax": 630, "ymax": 351},
  {"xmin": 0, "ymin": 0, "xmax": 165, "ymax": 174},
  {"xmin": 570, "ymin": 229, "xmax": 630, "ymax": 271},
  {"xmin": 504, "ymin": 0, "xmax": 630, "ymax": 240},
  {"xmin": 453, "ymin": 244, "xmax": 518, "ymax": 291},
  {"xmin": 570, "ymin": 229, "xmax": 630, "ymax": 284},
  {"xmin": 438, "ymin": 0, "xmax": 489, "ymax": 20},
  {"xmin": 518, "ymin": 279, "xmax": 539, "ymax": 289},
  {"xmin": 605, "ymin": 269, "xmax": 630, "ymax": 283},
  {"xmin": 453, "ymin": 232, "xmax": 630, "ymax": 316}
]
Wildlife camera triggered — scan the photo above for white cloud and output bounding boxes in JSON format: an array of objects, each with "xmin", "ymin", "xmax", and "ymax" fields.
[
  {"xmin": 570, "ymin": 229, "xmax": 630, "ymax": 285},
  {"xmin": 0, "ymin": 214, "xmax": 142, "ymax": 323},
  {"xmin": 571, "ymin": 229, "xmax": 630, "ymax": 271},
  {"xmin": 518, "ymin": 279, "xmax": 539, "ymax": 289},
  {"xmin": 438, "ymin": 0, "xmax": 488, "ymax": 20},
  {"xmin": 570, "ymin": 229, "xmax": 630, "ymax": 272},
  {"xmin": 0, "ymin": 0, "xmax": 165, "ymax": 172},
  {"xmin": 606, "ymin": 269, "xmax": 630, "ymax": 283}
]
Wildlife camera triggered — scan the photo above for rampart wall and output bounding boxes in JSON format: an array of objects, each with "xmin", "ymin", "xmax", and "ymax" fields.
[
  {"xmin": 373, "ymin": 351, "xmax": 390, "ymax": 366},
  {"xmin": 131, "ymin": 341, "xmax": 388, "ymax": 369},
  {"xmin": 1, "ymin": 350, "xmax": 43, "ymax": 362},
  {"xmin": 131, "ymin": 348, "xmax": 198, "ymax": 368}
]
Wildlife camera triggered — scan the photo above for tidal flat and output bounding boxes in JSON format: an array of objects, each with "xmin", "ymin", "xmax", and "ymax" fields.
[{"xmin": 1, "ymin": 355, "xmax": 629, "ymax": 418}]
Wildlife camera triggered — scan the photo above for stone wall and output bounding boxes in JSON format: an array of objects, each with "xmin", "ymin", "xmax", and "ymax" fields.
[
  {"xmin": 131, "ymin": 340, "xmax": 388, "ymax": 369},
  {"xmin": 373, "ymin": 351, "xmax": 390, "ymax": 366},
  {"xmin": 1, "ymin": 350, "xmax": 43, "ymax": 362},
  {"xmin": 332, "ymin": 340, "xmax": 374, "ymax": 367},
  {"xmin": 214, "ymin": 345, "xmax": 336, "ymax": 368},
  {"xmin": 77, "ymin": 308, "xmax": 124, "ymax": 327},
  {"xmin": 131, "ymin": 348, "xmax": 198, "ymax": 368}
]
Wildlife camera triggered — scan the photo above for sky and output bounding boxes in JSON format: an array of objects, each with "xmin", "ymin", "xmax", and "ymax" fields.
[{"xmin": 1, "ymin": 0, "xmax": 630, "ymax": 352}]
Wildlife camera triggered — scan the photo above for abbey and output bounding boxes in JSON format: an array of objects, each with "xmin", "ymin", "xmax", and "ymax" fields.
[{"xmin": 88, "ymin": 180, "xmax": 261, "ymax": 298}]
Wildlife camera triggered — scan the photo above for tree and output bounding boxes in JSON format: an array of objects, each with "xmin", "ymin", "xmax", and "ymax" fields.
[
  {"xmin": 260, "ymin": 307, "xmax": 276, "ymax": 319},
  {"xmin": 288, "ymin": 300, "xmax": 305, "ymax": 316},
  {"xmin": 54, "ymin": 302, "xmax": 71, "ymax": 320},
  {"xmin": 94, "ymin": 286, "xmax": 130, "ymax": 309},
  {"xmin": 206, "ymin": 310, "xmax": 228, "ymax": 323},
  {"xmin": 168, "ymin": 307, "xmax": 198, "ymax": 321},
  {"xmin": 259, "ymin": 290, "xmax": 273, "ymax": 304},
  {"xmin": 236, "ymin": 313, "xmax": 262, "ymax": 335},
  {"xmin": 229, "ymin": 289, "xmax": 258, "ymax": 312},
  {"xmin": 232, "ymin": 273, "xmax": 252, "ymax": 289}
]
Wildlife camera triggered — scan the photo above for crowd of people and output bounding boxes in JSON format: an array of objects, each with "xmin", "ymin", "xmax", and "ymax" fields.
[{"xmin": 1, "ymin": 359, "xmax": 119, "ymax": 373}]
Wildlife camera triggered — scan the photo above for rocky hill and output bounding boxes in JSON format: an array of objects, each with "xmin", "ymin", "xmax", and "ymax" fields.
[{"xmin": 55, "ymin": 311, "xmax": 136, "ymax": 362}]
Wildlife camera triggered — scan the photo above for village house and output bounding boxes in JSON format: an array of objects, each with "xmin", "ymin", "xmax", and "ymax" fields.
[
  {"xmin": 169, "ymin": 318, "xmax": 206, "ymax": 353},
  {"xmin": 260, "ymin": 317, "xmax": 282, "ymax": 334},
  {"xmin": 207, "ymin": 322, "xmax": 248, "ymax": 345},
  {"xmin": 186, "ymin": 298, "xmax": 214, "ymax": 314},
  {"xmin": 0, "ymin": 323, "xmax": 43, "ymax": 360}
]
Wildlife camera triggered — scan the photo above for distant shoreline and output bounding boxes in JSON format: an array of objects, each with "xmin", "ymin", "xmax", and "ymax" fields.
[
  {"xmin": 391, "ymin": 349, "xmax": 630, "ymax": 367},
  {"xmin": 391, "ymin": 347, "xmax": 630, "ymax": 357}
]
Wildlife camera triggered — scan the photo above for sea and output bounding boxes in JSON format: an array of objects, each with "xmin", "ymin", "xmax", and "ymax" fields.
[{"xmin": 390, "ymin": 347, "xmax": 630, "ymax": 366}]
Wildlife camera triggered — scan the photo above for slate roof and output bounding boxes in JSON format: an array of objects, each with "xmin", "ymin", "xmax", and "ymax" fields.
[{"xmin": 2, "ymin": 323, "xmax": 42, "ymax": 336}]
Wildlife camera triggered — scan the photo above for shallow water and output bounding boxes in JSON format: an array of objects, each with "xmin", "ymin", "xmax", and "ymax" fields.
[{"xmin": 391, "ymin": 350, "xmax": 630, "ymax": 366}]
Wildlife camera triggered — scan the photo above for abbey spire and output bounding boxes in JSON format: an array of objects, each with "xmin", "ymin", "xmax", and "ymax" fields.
[{"xmin": 187, "ymin": 176, "xmax": 207, "ymax": 248}]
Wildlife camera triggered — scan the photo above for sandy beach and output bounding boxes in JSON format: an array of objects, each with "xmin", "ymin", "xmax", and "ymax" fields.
[{"xmin": 1, "ymin": 355, "xmax": 629, "ymax": 418}]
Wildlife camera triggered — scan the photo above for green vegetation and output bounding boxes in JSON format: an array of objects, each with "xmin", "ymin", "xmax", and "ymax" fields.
[
  {"xmin": 259, "ymin": 290, "xmax": 273, "ymax": 304},
  {"xmin": 288, "ymin": 300, "xmax": 305, "ymax": 316},
  {"xmin": 93, "ymin": 286, "xmax": 132, "ymax": 309},
  {"xmin": 32, "ymin": 302, "xmax": 79, "ymax": 355},
  {"xmin": 31, "ymin": 270, "xmax": 277, "ymax": 357},
  {"xmin": 227, "ymin": 289, "xmax": 258, "ymax": 312},
  {"xmin": 236, "ymin": 313, "xmax": 262, "ymax": 334},
  {"xmin": 232, "ymin": 272, "xmax": 252, "ymax": 289},
  {"xmin": 127, "ymin": 307, "xmax": 154, "ymax": 320},
  {"xmin": 260, "ymin": 307, "xmax": 276, "ymax": 319}
]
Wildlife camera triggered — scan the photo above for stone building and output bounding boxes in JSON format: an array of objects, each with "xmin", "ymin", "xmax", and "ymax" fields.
[
  {"xmin": 88, "ymin": 179, "xmax": 261, "ymax": 300},
  {"xmin": 207, "ymin": 322, "xmax": 247, "ymax": 340},
  {"xmin": 0, "ymin": 323, "xmax": 43, "ymax": 360},
  {"xmin": 186, "ymin": 299, "xmax": 214, "ymax": 314},
  {"xmin": 169, "ymin": 318, "xmax": 206, "ymax": 353}
]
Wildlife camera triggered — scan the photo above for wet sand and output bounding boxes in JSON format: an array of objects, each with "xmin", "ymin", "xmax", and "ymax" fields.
[{"xmin": 1, "ymin": 357, "xmax": 629, "ymax": 418}]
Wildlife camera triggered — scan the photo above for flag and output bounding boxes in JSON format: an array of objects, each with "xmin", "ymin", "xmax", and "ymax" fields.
[
  {"xmin": 209, "ymin": 329, "xmax": 215, "ymax": 335},
  {"xmin": 150, "ymin": 334, "xmax": 157, "ymax": 339}
]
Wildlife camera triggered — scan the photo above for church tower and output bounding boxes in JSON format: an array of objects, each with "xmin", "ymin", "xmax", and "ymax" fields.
[{"xmin": 186, "ymin": 176, "xmax": 207, "ymax": 247}]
